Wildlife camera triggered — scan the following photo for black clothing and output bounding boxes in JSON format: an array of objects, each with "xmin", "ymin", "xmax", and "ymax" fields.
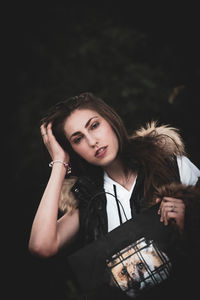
[
  {"xmin": 66, "ymin": 160, "xmax": 192, "ymax": 299},
  {"xmin": 71, "ymin": 160, "xmax": 180, "ymax": 246},
  {"xmin": 61, "ymin": 123, "xmax": 200, "ymax": 298}
]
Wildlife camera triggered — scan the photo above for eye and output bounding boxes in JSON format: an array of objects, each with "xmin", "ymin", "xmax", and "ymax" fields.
[
  {"xmin": 91, "ymin": 121, "xmax": 99, "ymax": 130},
  {"xmin": 137, "ymin": 262, "xmax": 144, "ymax": 270},
  {"xmin": 121, "ymin": 266, "xmax": 128, "ymax": 275},
  {"xmin": 73, "ymin": 135, "xmax": 83, "ymax": 144}
]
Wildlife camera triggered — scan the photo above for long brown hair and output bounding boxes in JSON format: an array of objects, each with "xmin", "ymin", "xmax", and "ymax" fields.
[{"xmin": 41, "ymin": 92, "xmax": 131, "ymax": 178}]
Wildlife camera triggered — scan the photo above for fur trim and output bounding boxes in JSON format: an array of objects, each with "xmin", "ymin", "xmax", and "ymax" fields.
[
  {"xmin": 132, "ymin": 121, "xmax": 185, "ymax": 156},
  {"xmin": 59, "ymin": 177, "xmax": 78, "ymax": 213},
  {"xmin": 154, "ymin": 182, "xmax": 200, "ymax": 203},
  {"xmin": 154, "ymin": 182, "xmax": 200, "ymax": 240}
]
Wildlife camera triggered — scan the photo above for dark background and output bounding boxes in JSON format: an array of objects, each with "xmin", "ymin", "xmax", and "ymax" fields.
[{"xmin": 7, "ymin": 2, "xmax": 200, "ymax": 299}]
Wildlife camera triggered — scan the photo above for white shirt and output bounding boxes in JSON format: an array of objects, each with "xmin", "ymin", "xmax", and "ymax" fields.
[
  {"xmin": 104, "ymin": 156, "xmax": 200, "ymax": 232},
  {"xmin": 177, "ymin": 156, "xmax": 200, "ymax": 185}
]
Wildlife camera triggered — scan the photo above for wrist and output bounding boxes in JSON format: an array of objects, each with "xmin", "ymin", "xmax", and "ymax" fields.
[
  {"xmin": 52, "ymin": 155, "xmax": 69, "ymax": 163},
  {"xmin": 49, "ymin": 160, "xmax": 71, "ymax": 175}
]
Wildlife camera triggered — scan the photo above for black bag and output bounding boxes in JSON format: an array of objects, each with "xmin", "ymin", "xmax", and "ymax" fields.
[{"xmin": 67, "ymin": 203, "xmax": 180, "ymax": 298}]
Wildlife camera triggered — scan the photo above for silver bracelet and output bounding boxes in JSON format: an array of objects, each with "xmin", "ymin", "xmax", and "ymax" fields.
[{"xmin": 49, "ymin": 160, "xmax": 71, "ymax": 174}]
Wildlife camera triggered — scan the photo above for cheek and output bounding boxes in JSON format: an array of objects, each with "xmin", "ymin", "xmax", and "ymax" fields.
[
  {"xmin": 71, "ymin": 142, "xmax": 95, "ymax": 163},
  {"xmin": 110, "ymin": 132, "xmax": 119, "ymax": 152},
  {"xmin": 103, "ymin": 126, "xmax": 119, "ymax": 148},
  {"xmin": 71, "ymin": 143, "xmax": 87, "ymax": 158}
]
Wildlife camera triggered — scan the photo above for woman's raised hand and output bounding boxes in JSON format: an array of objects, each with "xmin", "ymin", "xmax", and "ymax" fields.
[{"xmin": 40, "ymin": 122, "xmax": 70, "ymax": 163}]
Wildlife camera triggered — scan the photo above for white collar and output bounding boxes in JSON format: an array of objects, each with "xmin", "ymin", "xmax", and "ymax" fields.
[{"xmin": 103, "ymin": 171, "xmax": 136, "ymax": 196}]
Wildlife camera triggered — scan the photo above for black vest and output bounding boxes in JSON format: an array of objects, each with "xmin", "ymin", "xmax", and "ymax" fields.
[{"xmin": 71, "ymin": 160, "xmax": 180, "ymax": 246}]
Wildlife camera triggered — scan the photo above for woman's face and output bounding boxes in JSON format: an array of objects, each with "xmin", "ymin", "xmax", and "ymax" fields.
[{"xmin": 64, "ymin": 109, "xmax": 119, "ymax": 168}]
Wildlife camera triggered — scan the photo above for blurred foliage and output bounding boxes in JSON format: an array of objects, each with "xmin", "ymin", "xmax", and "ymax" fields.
[{"xmin": 10, "ymin": 3, "xmax": 200, "ymax": 299}]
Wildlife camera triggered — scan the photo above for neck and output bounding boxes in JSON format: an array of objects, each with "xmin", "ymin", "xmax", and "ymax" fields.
[{"xmin": 104, "ymin": 159, "xmax": 136, "ymax": 191}]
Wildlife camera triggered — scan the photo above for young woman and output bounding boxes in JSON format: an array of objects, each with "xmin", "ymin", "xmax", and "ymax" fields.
[{"xmin": 29, "ymin": 92, "xmax": 200, "ymax": 298}]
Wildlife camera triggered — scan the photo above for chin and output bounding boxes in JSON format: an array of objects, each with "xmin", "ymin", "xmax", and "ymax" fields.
[{"xmin": 99, "ymin": 156, "xmax": 118, "ymax": 168}]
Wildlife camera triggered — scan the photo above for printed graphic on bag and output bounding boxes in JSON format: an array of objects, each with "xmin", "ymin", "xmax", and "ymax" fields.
[{"xmin": 107, "ymin": 237, "xmax": 172, "ymax": 298}]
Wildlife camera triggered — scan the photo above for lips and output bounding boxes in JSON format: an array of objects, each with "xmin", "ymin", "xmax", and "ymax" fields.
[{"xmin": 95, "ymin": 146, "xmax": 108, "ymax": 158}]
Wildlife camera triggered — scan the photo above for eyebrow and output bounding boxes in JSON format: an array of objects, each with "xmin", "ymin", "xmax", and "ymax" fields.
[{"xmin": 69, "ymin": 116, "xmax": 99, "ymax": 140}]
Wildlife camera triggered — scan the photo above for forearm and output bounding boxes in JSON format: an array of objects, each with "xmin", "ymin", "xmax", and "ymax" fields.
[{"xmin": 29, "ymin": 163, "xmax": 67, "ymax": 257}]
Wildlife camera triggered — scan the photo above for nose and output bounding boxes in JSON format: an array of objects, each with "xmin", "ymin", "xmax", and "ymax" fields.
[
  {"xmin": 86, "ymin": 134, "xmax": 98, "ymax": 147},
  {"xmin": 128, "ymin": 279, "xmax": 141, "ymax": 290}
]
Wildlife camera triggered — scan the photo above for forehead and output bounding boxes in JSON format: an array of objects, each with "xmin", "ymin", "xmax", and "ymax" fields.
[{"xmin": 63, "ymin": 109, "xmax": 101, "ymax": 137}]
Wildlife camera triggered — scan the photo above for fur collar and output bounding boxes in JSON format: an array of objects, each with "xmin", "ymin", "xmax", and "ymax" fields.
[
  {"xmin": 59, "ymin": 176, "xmax": 78, "ymax": 213},
  {"xmin": 131, "ymin": 121, "xmax": 185, "ymax": 157}
]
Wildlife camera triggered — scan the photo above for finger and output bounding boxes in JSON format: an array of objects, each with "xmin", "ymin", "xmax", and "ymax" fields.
[
  {"xmin": 40, "ymin": 123, "xmax": 49, "ymax": 144},
  {"xmin": 40, "ymin": 123, "xmax": 47, "ymax": 135},
  {"xmin": 163, "ymin": 207, "xmax": 174, "ymax": 225},
  {"xmin": 163, "ymin": 205, "xmax": 184, "ymax": 226},
  {"xmin": 159, "ymin": 197, "xmax": 184, "ymax": 213},
  {"xmin": 161, "ymin": 202, "xmax": 185, "ymax": 216},
  {"xmin": 46, "ymin": 122, "xmax": 58, "ymax": 141},
  {"xmin": 159, "ymin": 199, "xmax": 173, "ymax": 213},
  {"xmin": 156, "ymin": 198, "xmax": 162, "ymax": 214},
  {"xmin": 162, "ymin": 197, "xmax": 184, "ymax": 204},
  {"xmin": 160, "ymin": 204, "xmax": 176, "ymax": 225},
  {"xmin": 40, "ymin": 124, "xmax": 48, "ymax": 138},
  {"xmin": 47, "ymin": 122, "xmax": 52, "ymax": 131},
  {"xmin": 156, "ymin": 197, "xmax": 161, "ymax": 203},
  {"xmin": 161, "ymin": 199, "xmax": 185, "ymax": 216}
]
